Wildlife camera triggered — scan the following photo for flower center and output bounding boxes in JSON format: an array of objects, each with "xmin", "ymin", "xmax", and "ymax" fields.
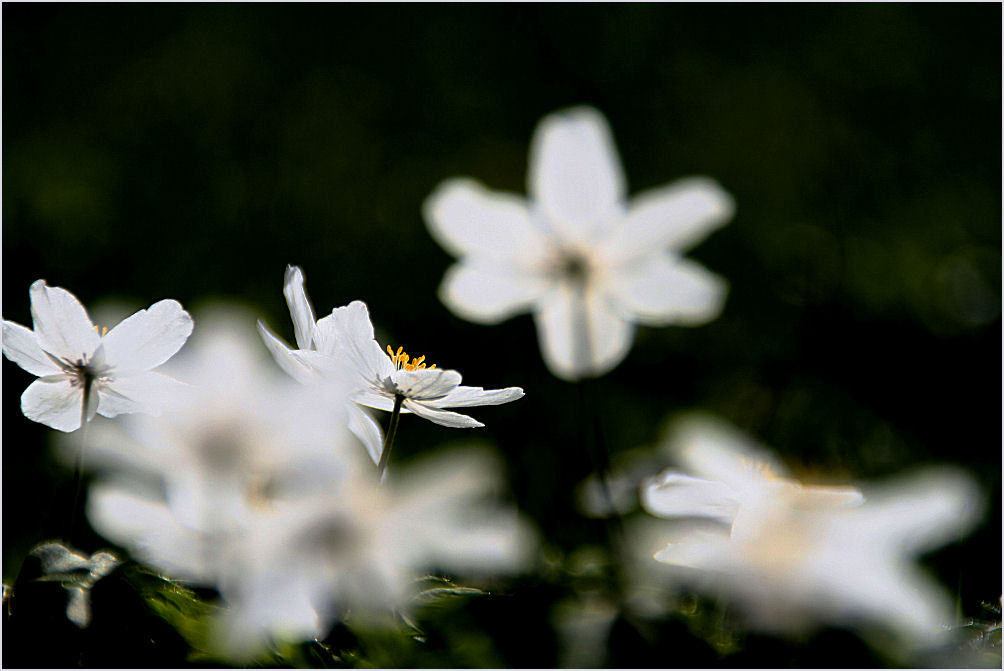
[
  {"xmin": 386, "ymin": 345, "xmax": 436, "ymax": 372},
  {"xmin": 560, "ymin": 253, "xmax": 590, "ymax": 284},
  {"xmin": 92, "ymin": 325, "xmax": 109, "ymax": 336}
]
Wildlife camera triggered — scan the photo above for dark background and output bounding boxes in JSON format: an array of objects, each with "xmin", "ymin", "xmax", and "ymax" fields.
[{"xmin": 3, "ymin": 3, "xmax": 1000, "ymax": 667}]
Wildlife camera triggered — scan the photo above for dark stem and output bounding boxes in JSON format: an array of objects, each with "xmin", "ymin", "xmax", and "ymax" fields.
[
  {"xmin": 66, "ymin": 379, "xmax": 93, "ymax": 545},
  {"xmin": 577, "ymin": 379, "xmax": 627, "ymax": 553},
  {"xmin": 377, "ymin": 394, "xmax": 404, "ymax": 481},
  {"xmin": 568, "ymin": 281, "xmax": 627, "ymax": 594}
]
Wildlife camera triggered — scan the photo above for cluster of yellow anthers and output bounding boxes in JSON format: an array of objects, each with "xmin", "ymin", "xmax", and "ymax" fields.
[
  {"xmin": 92, "ymin": 325, "xmax": 109, "ymax": 336},
  {"xmin": 740, "ymin": 455, "xmax": 782, "ymax": 481},
  {"xmin": 386, "ymin": 345, "xmax": 436, "ymax": 372}
]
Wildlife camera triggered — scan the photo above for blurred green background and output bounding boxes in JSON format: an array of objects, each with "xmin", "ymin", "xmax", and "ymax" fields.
[{"xmin": 3, "ymin": 4, "xmax": 1000, "ymax": 667}]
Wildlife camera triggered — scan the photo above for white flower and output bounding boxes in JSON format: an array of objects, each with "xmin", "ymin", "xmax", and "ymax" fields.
[
  {"xmin": 257, "ymin": 266, "xmax": 384, "ymax": 463},
  {"xmin": 2, "ymin": 280, "xmax": 193, "ymax": 431},
  {"xmin": 329, "ymin": 299, "xmax": 524, "ymax": 428},
  {"xmin": 640, "ymin": 417, "xmax": 983, "ymax": 651},
  {"xmin": 83, "ymin": 310, "xmax": 367, "ymax": 584},
  {"xmin": 641, "ymin": 414, "xmax": 864, "ymax": 533},
  {"xmin": 424, "ymin": 106, "xmax": 734, "ymax": 381},
  {"xmin": 212, "ymin": 447, "xmax": 534, "ymax": 660}
]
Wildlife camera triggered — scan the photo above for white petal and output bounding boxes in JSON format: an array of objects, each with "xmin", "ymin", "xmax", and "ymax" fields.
[
  {"xmin": 789, "ymin": 484, "xmax": 865, "ymax": 510},
  {"xmin": 652, "ymin": 533, "xmax": 728, "ymax": 569},
  {"xmin": 604, "ymin": 255, "xmax": 727, "ymax": 326},
  {"xmin": 100, "ymin": 299, "xmax": 194, "ymax": 374},
  {"xmin": 533, "ymin": 282, "xmax": 635, "ymax": 381},
  {"xmin": 355, "ymin": 391, "xmax": 399, "ymax": 412},
  {"xmin": 29, "ymin": 280, "xmax": 100, "ymax": 361},
  {"xmin": 669, "ymin": 414, "xmax": 792, "ymax": 487},
  {"xmin": 2, "ymin": 320, "xmax": 61, "ymax": 376},
  {"xmin": 641, "ymin": 472, "xmax": 740, "ymax": 525},
  {"xmin": 21, "ymin": 376, "xmax": 83, "ymax": 432},
  {"xmin": 283, "ymin": 265, "xmax": 317, "ymax": 350},
  {"xmin": 257, "ymin": 320, "xmax": 318, "ymax": 385},
  {"xmin": 600, "ymin": 177, "xmax": 735, "ymax": 264},
  {"xmin": 528, "ymin": 107, "xmax": 627, "ymax": 245},
  {"xmin": 348, "ymin": 405, "xmax": 384, "ymax": 465},
  {"xmin": 312, "ymin": 312, "xmax": 339, "ymax": 356},
  {"xmin": 95, "ymin": 371, "xmax": 189, "ymax": 418},
  {"xmin": 854, "ymin": 566, "xmax": 957, "ymax": 645},
  {"xmin": 87, "ymin": 483, "xmax": 213, "ymax": 583},
  {"xmin": 439, "ymin": 260, "xmax": 552, "ymax": 325},
  {"xmin": 404, "ymin": 399, "xmax": 484, "ymax": 428},
  {"xmin": 427, "ymin": 384, "xmax": 524, "ymax": 408},
  {"xmin": 424, "ymin": 177, "xmax": 552, "ymax": 264},
  {"xmin": 330, "ymin": 301, "xmax": 395, "ymax": 381},
  {"xmin": 390, "ymin": 367, "xmax": 462, "ymax": 400},
  {"xmin": 855, "ymin": 468, "xmax": 982, "ymax": 553}
]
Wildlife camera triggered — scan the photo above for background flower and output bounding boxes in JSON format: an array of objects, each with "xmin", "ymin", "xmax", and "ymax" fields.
[
  {"xmin": 424, "ymin": 107, "xmax": 734, "ymax": 381},
  {"xmin": 647, "ymin": 463, "xmax": 984, "ymax": 655}
]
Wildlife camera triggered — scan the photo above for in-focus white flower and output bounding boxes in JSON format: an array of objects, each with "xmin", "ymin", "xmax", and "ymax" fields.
[
  {"xmin": 257, "ymin": 266, "xmax": 384, "ymax": 463},
  {"xmin": 329, "ymin": 299, "xmax": 524, "ymax": 429},
  {"xmin": 424, "ymin": 106, "xmax": 734, "ymax": 381},
  {"xmin": 639, "ymin": 416, "xmax": 983, "ymax": 651},
  {"xmin": 213, "ymin": 447, "xmax": 535, "ymax": 661},
  {"xmin": 2, "ymin": 280, "xmax": 193, "ymax": 431}
]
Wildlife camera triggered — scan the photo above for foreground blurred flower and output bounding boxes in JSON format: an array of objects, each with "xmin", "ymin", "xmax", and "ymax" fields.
[
  {"xmin": 329, "ymin": 300, "xmax": 524, "ymax": 429},
  {"xmin": 82, "ymin": 310, "xmax": 368, "ymax": 583},
  {"xmin": 257, "ymin": 266, "xmax": 384, "ymax": 463},
  {"xmin": 424, "ymin": 106, "xmax": 734, "ymax": 380},
  {"xmin": 78, "ymin": 315, "xmax": 533, "ymax": 661},
  {"xmin": 214, "ymin": 447, "xmax": 535, "ymax": 660},
  {"xmin": 640, "ymin": 416, "xmax": 983, "ymax": 651},
  {"xmin": 2, "ymin": 280, "xmax": 193, "ymax": 431}
]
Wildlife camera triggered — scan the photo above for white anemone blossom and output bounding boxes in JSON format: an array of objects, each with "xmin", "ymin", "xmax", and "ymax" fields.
[
  {"xmin": 2, "ymin": 279, "xmax": 193, "ymax": 431},
  {"xmin": 640, "ymin": 416, "xmax": 983, "ymax": 651},
  {"xmin": 640, "ymin": 414, "xmax": 865, "ymax": 530},
  {"xmin": 83, "ymin": 310, "xmax": 368, "ymax": 585},
  {"xmin": 213, "ymin": 447, "xmax": 535, "ymax": 661},
  {"xmin": 329, "ymin": 299, "xmax": 524, "ymax": 429},
  {"xmin": 257, "ymin": 265, "xmax": 384, "ymax": 463},
  {"xmin": 424, "ymin": 106, "xmax": 734, "ymax": 381}
]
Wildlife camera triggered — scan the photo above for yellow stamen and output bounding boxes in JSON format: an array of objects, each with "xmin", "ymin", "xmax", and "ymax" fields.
[
  {"xmin": 386, "ymin": 345, "xmax": 436, "ymax": 371},
  {"xmin": 741, "ymin": 456, "xmax": 781, "ymax": 481},
  {"xmin": 92, "ymin": 325, "xmax": 109, "ymax": 336}
]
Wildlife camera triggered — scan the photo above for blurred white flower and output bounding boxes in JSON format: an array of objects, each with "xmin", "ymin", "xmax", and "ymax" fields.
[
  {"xmin": 2, "ymin": 280, "xmax": 193, "ymax": 431},
  {"xmin": 82, "ymin": 309, "xmax": 532, "ymax": 660},
  {"xmin": 213, "ymin": 447, "xmax": 535, "ymax": 661},
  {"xmin": 424, "ymin": 106, "xmax": 734, "ymax": 380},
  {"xmin": 640, "ymin": 415, "xmax": 983, "ymax": 651},
  {"xmin": 329, "ymin": 300, "xmax": 524, "ymax": 428},
  {"xmin": 641, "ymin": 414, "xmax": 864, "ymax": 533},
  {"xmin": 257, "ymin": 265, "xmax": 384, "ymax": 463},
  {"xmin": 84, "ymin": 309, "xmax": 367, "ymax": 584}
]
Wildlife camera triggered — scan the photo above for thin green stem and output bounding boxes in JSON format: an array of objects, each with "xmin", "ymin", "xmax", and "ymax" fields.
[{"xmin": 377, "ymin": 394, "xmax": 404, "ymax": 482}]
